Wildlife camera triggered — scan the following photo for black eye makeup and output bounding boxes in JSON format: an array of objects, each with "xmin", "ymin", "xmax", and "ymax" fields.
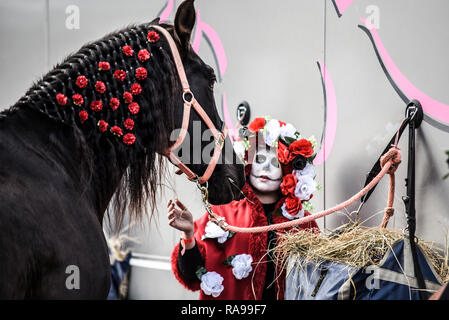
[
  {"xmin": 255, "ymin": 154, "xmax": 267, "ymax": 164},
  {"xmin": 271, "ymin": 157, "xmax": 280, "ymax": 168}
]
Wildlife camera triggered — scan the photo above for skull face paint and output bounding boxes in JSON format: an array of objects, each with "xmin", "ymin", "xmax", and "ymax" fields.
[{"xmin": 249, "ymin": 148, "xmax": 282, "ymax": 193}]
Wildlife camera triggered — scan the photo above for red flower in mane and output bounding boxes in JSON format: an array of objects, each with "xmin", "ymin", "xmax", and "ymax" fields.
[
  {"xmin": 98, "ymin": 61, "xmax": 110, "ymax": 71},
  {"xmin": 97, "ymin": 120, "xmax": 108, "ymax": 132},
  {"xmin": 123, "ymin": 133, "xmax": 136, "ymax": 145},
  {"xmin": 122, "ymin": 45, "xmax": 134, "ymax": 56},
  {"xmin": 109, "ymin": 97, "xmax": 120, "ymax": 111},
  {"xmin": 76, "ymin": 75, "xmax": 88, "ymax": 88},
  {"xmin": 95, "ymin": 81, "xmax": 106, "ymax": 94},
  {"xmin": 130, "ymin": 83, "xmax": 142, "ymax": 95},
  {"xmin": 56, "ymin": 93, "xmax": 67, "ymax": 106},
  {"xmin": 147, "ymin": 31, "xmax": 160, "ymax": 43},
  {"xmin": 90, "ymin": 100, "xmax": 103, "ymax": 112},
  {"xmin": 72, "ymin": 94, "xmax": 84, "ymax": 106},
  {"xmin": 110, "ymin": 126, "xmax": 123, "ymax": 137},
  {"xmin": 138, "ymin": 49, "xmax": 150, "ymax": 62},
  {"xmin": 124, "ymin": 118, "xmax": 134, "ymax": 130},
  {"xmin": 136, "ymin": 67, "xmax": 148, "ymax": 80},
  {"xmin": 114, "ymin": 70, "xmax": 127, "ymax": 81},
  {"xmin": 128, "ymin": 102, "xmax": 140, "ymax": 115},
  {"xmin": 123, "ymin": 92, "xmax": 133, "ymax": 103},
  {"xmin": 79, "ymin": 110, "xmax": 88, "ymax": 123}
]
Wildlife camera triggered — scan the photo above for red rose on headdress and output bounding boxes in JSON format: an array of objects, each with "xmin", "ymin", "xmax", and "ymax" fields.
[
  {"xmin": 123, "ymin": 92, "xmax": 133, "ymax": 103},
  {"xmin": 90, "ymin": 100, "xmax": 103, "ymax": 112},
  {"xmin": 288, "ymin": 139, "xmax": 314, "ymax": 160},
  {"xmin": 280, "ymin": 173, "xmax": 297, "ymax": 196},
  {"xmin": 248, "ymin": 117, "xmax": 266, "ymax": 133},
  {"xmin": 97, "ymin": 120, "xmax": 108, "ymax": 132},
  {"xmin": 277, "ymin": 142, "xmax": 290, "ymax": 164},
  {"xmin": 147, "ymin": 31, "xmax": 160, "ymax": 43},
  {"xmin": 122, "ymin": 45, "xmax": 133, "ymax": 56},
  {"xmin": 95, "ymin": 81, "xmax": 106, "ymax": 94},
  {"xmin": 138, "ymin": 49, "xmax": 150, "ymax": 62},
  {"xmin": 98, "ymin": 61, "xmax": 110, "ymax": 71},
  {"xmin": 109, "ymin": 97, "xmax": 120, "ymax": 111},
  {"xmin": 56, "ymin": 93, "xmax": 67, "ymax": 106},
  {"xmin": 136, "ymin": 67, "xmax": 148, "ymax": 80},
  {"xmin": 123, "ymin": 133, "xmax": 136, "ymax": 145},
  {"xmin": 279, "ymin": 120, "xmax": 286, "ymax": 127},
  {"xmin": 285, "ymin": 195, "xmax": 302, "ymax": 216},
  {"xmin": 110, "ymin": 126, "xmax": 123, "ymax": 137},
  {"xmin": 128, "ymin": 102, "xmax": 140, "ymax": 115},
  {"xmin": 72, "ymin": 94, "xmax": 84, "ymax": 106},
  {"xmin": 130, "ymin": 83, "xmax": 142, "ymax": 95},
  {"xmin": 114, "ymin": 70, "xmax": 127, "ymax": 81},
  {"xmin": 76, "ymin": 75, "xmax": 88, "ymax": 88},
  {"xmin": 79, "ymin": 110, "xmax": 88, "ymax": 123},
  {"xmin": 124, "ymin": 118, "xmax": 134, "ymax": 130}
]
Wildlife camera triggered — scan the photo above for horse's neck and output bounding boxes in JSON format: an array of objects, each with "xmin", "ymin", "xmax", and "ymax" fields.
[{"xmin": 3, "ymin": 106, "xmax": 126, "ymax": 222}]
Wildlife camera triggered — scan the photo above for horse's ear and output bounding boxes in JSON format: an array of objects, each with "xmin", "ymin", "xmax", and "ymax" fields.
[
  {"xmin": 174, "ymin": 0, "xmax": 196, "ymax": 51},
  {"xmin": 150, "ymin": 17, "xmax": 160, "ymax": 25}
]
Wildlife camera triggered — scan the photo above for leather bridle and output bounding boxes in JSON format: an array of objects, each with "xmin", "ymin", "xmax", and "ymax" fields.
[{"xmin": 152, "ymin": 25, "xmax": 227, "ymax": 185}]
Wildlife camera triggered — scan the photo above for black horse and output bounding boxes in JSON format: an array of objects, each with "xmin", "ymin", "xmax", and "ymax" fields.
[{"xmin": 0, "ymin": 0, "xmax": 244, "ymax": 299}]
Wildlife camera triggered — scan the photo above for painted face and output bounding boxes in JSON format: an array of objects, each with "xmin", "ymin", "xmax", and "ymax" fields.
[{"xmin": 249, "ymin": 148, "xmax": 282, "ymax": 193}]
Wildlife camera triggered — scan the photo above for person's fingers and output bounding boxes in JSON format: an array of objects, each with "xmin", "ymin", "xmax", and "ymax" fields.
[
  {"xmin": 175, "ymin": 198, "xmax": 187, "ymax": 211},
  {"xmin": 167, "ymin": 212, "xmax": 176, "ymax": 220},
  {"xmin": 167, "ymin": 199, "xmax": 172, "ymax": 208},
  {"xmin": 168, "ymin": 217, "xmax": 176, "ymax": 226}
]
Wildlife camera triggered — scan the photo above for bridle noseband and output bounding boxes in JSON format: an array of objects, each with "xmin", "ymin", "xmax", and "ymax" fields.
[{"xmin": 152, "ymin": 25, "xmax": 227, "ymax": 185}]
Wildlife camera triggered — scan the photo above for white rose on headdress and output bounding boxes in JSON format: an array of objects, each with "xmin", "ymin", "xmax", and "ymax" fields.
[
  {"xmin": 233, "ymin": 140, "xmax": 246, "ymax": 161},
  {"xmin": 200, "ymin": 271, "xmax": 224, "ymax": 297},
  {"xmin": 296, "ymin": 162, "xmax": 316, "ymax": 178},
  {"xmin": 203, "ymin": 221, "xmax": 229, "ymax": 243},
  {"xmin": 280, "ymin": 203, "xmax": 305, "ymax": 220},
  {"xmin": 231, "ymin": 254, "xmax": 253, "ymax": 280},
  {"xmin": 294, "ymin": 175, "xmax": 317, "ymax": 201},
  {"xmin": 263, "ymin": 119, "xmax": 281, "ymax": 147},
  {"xmin": 279, "ymin": 123, "xmax": 297, "ymax": 140}
]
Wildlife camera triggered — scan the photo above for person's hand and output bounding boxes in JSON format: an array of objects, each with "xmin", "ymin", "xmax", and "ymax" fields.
[{"xmin": 167, "ymin": 198, "xmax": 194, "ymax": 239}]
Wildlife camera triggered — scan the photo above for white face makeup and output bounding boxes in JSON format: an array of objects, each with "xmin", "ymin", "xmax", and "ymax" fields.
[{"xmin": 249, "ymin": 148, "xmax": 282, "ymax": 193}]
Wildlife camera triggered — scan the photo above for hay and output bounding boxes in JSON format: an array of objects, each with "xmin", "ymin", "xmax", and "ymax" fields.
[{"xmin": 273, "ymin": 223, "xmax": 449, "ymax": 283}]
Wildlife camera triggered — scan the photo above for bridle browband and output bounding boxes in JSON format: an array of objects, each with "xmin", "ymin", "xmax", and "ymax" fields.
[{"xmin": 152, "ymin": 25, "xmax": 227, "ymax": 185}]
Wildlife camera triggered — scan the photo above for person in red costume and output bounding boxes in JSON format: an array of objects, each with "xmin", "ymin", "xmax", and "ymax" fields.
[{"xmin": 168, "ymin": 116, "xmax": 320, "ymax": 300}]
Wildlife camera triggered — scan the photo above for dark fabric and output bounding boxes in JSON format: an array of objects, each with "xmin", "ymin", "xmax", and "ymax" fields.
[
  {"xmin": 107, "ymin": 252, "xmax": 131, "ymax": 300},
  {"xmin": 177, "ymin": 241, "xmax": 204, "ymax": 282}
]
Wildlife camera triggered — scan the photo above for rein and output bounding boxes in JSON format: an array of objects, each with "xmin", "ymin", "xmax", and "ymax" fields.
[
  {"xmin": 200, "ymin": 146, "xmax": 402, "ymax": 234},
  {"xmin": 153, "ymin": 25, "xmax": 227, "ymax": 185}
]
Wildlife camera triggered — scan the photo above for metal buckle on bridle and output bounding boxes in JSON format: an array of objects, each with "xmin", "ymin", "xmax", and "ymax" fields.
[
  {"xmin": 215, "ymin": 132, "xmax": 225, "ymax": 149},
  {"xmin": 196, "ymin": 180, "xmax": 229, "ymax": 231}
]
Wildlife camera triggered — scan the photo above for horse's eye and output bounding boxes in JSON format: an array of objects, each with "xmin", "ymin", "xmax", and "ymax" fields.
[{"xmin": 208, "ymin": 81, "xmax": 215, "ymax": 91}]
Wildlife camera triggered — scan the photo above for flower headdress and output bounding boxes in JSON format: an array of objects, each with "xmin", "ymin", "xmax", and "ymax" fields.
[{"xmin": 233, "ymin": 116, "xmax": 321, "ymax": 220}]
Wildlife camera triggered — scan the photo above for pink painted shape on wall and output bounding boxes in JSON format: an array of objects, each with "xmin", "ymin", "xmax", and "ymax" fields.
[
  {"xmin": 158, "ymin": 0, "xmax": 174, "ymax": 23},
  {"xmin": 332, "ymin": 0, "xmax": 355, "ymax": 16},
  {"xmin": 314, "ymin": 61, "xmax": 338, "ymax": 166},
  {"xmin": 361, "ymin": 18, "xmax": 449, "ymax": 125},
  {"xmin": 192, "ymin": 10, "xmax": 228, "ymax": 78}
]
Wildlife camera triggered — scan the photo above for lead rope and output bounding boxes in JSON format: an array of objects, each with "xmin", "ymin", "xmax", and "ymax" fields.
[{"xmin": 200, "ymin": 146, "xmax": 401, "ymax": 234}]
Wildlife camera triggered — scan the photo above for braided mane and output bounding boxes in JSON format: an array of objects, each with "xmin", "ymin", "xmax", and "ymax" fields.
[{"xmin": 1, "ymin": 21, "xmax": 182, "ymax": 229}]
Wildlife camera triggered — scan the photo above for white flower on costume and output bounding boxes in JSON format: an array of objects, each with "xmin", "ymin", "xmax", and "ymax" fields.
[
  {"xmin": 294, "ymin": 175, "xmax": 317, "ymax": 201},
  {"xmin": 231, "ymin": 254, "xmax": 253, "ymax": 280},
  {"xmin": 263, "ymin": 119, "xmax": 281, "ymax": 147},
  {"xmin": 204, "ymin": 221, "xmax": 230, "ymax": 243},
  {"xmin": 200, "ymin": 271, "xmax": 224, "ymax": 297},
  {"xmin": 280, "ymin": 203, "xmax": 305, "ymax": 220}
]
